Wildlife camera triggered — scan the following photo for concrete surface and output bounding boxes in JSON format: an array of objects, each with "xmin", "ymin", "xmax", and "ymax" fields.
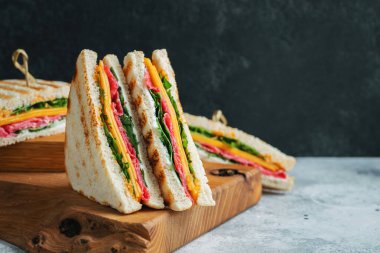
[{"xmin": 1, "ymin": 158, "xmax": 379, "ymax": 253}]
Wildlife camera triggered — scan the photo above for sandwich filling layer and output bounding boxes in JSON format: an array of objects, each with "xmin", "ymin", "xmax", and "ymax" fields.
[
  {"xmin": 190, "ymin": 127, "xmax": 287, "ymax": 179},
  {"xmin": 0, "ymin": 98, "xmax": 67, "ymax": 138},
  {"xmin": 144, "ymin": 58, "xmax": 200, "ymax": 201},
  {"xmin": 97, "ymin": 61, "xmax": 149, "ymax": 202}
]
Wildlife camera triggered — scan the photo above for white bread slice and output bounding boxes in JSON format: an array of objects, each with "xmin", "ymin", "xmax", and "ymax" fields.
[
  {"xmin": 123, "ymin": 51, "xmax": 193, "ymax": 211},
  {"xmin": 197, "ymin": 149, "xmax": 294, "ymax": 191},
  {"xmin": 65, "ymin": 49, "xmax": 141, "ymax": 214},
  {"xmin": 0, "ymin": 79, "xmax": 69, "ymax": 116},
  {"xmin": 0, "ymin": 119, "xmax": 65, "ymax": 147},
  {"xmin": 185, "ymin": 113, "xmax": 296, "ymax": 171},
  {"xmin": 151, "ymin": 49, "xmax": 215, "ymax": 207},
  {"xmin": 103, "ymin": 54, "xmax": 164, "ymax": 209}
]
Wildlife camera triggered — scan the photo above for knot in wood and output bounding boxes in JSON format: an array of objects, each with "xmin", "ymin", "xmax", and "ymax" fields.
[{"xmin": 59, "ymin": 218, "xmax": 81, "ymax": 238}]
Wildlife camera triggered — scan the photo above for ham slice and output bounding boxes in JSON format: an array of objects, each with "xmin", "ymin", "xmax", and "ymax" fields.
[
  {"xmin": 200, "ymin": 143, "xmax": 287, "ymax": 179},
  {"xmin": 104, "ymin": 65, "xmax": 150, "ymax": 201},
  {"xmin": 0, "ymin": 115, "xmax": 63, "ymax": 138}
]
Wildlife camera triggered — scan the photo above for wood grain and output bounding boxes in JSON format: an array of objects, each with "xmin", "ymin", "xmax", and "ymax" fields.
[
  {"xmin": 0, "ymin": 164, "xmax": 261, "ymax": 253},
  {"xmin": 0, "ymin": 134, "xmax": 65, "ymax": 172}
]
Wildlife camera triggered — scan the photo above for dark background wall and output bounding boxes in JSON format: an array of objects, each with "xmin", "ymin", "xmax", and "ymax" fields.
[{"xmin": 0, "ymin": 0, "xmax": 379, "ymax": 156}]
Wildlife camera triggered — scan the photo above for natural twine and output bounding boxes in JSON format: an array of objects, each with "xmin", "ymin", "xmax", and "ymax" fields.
[
  {"xmin": 212, "ymin": 110, "xmax": 228, "ymax": 125},
  {"xmin": 11, "ymin": 49, "xmax": 36, "ymax": 86}
]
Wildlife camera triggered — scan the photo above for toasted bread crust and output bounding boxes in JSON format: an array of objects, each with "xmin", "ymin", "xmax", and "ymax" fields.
[{"xmin": 0, "ymin": 79, "xmax": 69, "ymax": 117}]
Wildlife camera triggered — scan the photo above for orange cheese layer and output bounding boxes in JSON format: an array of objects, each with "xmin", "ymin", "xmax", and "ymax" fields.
[
  {"xmin": 144, "ymin": 58, "xmax": 199, "ymax": 201},
  {"xmin": 0, "ymin": 107, "xmax": 67, "ymax": 127},
  {"xmin": 98, "ymin": 61, "xmax": 142, "ymax": 201},
  {"xmin": 191, "ymin": 132, "xmax": 282, "ymax": 172}
]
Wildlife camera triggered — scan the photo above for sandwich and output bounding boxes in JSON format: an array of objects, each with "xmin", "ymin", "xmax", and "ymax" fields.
[
  {"xmin": 65, "ymin": 49, "xmax": 164, "ymax": 214},
  {"xmin": 185, "ymin": 113, "xmax": 296, "ymax": 191},
  {"xmin": 0, "ymin": 79, "xmax": 69, "ymax": 147},
  {"xmin": 123, "ymin": 49, "xmax": 215, "ymax": 211}
]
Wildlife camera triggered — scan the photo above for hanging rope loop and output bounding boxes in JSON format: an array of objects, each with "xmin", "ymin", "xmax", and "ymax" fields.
[
  {"xmin": 212, "ymin": 110, "xmax": 228, "ymax": 125},
  {"xmin": 12, "ymin": 49, "xmax": 36, "ymax": 86}
]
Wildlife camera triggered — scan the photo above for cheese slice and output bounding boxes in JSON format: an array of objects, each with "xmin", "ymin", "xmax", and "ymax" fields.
[
  {"xmin": 0, "ymin": 107, "xmax": 67, "ymax": 126},
  {"xmin": 191, "ymin": 132, "xmax": 282, "ymax": 172},
  {"xmin": 145, "ymin": 58, "xmax": 199, "ymax": 201},
  {"xmin": 98, "ymin": 61, "xmax": 142, "ymax": 201}
]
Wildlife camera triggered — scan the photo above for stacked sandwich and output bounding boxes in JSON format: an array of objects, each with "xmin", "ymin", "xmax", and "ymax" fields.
[
  {"xmin": 0, "ymin": 79, "xmax": 69, "ymax": 147},
  {"xmin": 65, "ymin": 49, "xmax": 215, "ymax": 213},
  {"xmin": 185, "ymin": 113, "xmax": 296, "ymax": 191}
]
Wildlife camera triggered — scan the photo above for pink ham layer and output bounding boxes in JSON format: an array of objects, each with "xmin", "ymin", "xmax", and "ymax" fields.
[
  {"xmin": 144, "ymin": 69, "xmax": 193, "ymax": 201},
  {"xmin": 0, "ymin": 115, "xmax": 63, "ymax": 138},
  {"xmin": 104, "ymin": 65, "xmax": 149, "ymax": 202},
  {"xmin": 200, "ymin": 143, "xmax": 287, "ymax": 179}
]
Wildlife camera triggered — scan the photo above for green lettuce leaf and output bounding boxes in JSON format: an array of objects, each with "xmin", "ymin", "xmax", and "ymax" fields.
[
  {"xmin": 96, "ymin": 77, "xmax": 131, "ymax": 183},
  {"xmin": 149, "ymin": 89, "xmax": 173, "ymax": 162},
  {"xmin": 189, "ymin": 126, "xmax": 262, "ymax": 157},
  {"xmin": 101, "ymin": 113, "xmax": 131, "ymax": 182},
  {"xmin": 118, "ymin": 87, "xmax": 140, "ymax": 159},
  {"xmin": 12, "ymin": 98, "xmax": 68, "ymax": 115},
  {"xmin": 161, "ymin": 76, "xmax": 196, "ymax": 176}
]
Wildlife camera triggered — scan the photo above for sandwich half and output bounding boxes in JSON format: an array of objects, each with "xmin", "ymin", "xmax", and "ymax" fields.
[
  {"xmin": 0, "ymin": 79, "xmax": 69, "ymax": 147},
  {"xmin": 103, "ymin": 54, "xmax": 164, "ymax": 209},
  {"xmin": 123, "ymin": 49, "xmax": 215, "ymax": 211},
  {"xmin": 185, "ymin": 113, "xmax": 296, "ymax": 191},
  {"xmin": 65, "ymin": 49, "xmax": 164, "ymax": 214}
]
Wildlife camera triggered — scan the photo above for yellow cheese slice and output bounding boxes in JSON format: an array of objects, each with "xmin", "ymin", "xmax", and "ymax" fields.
[
  {"xmin": 0, "ymin": 107, "xmax": 67, "ymax": 126},
  {"xmin": 145, "ymin": 58, "xmax": 199, "ymax": 201},
  {"xmin": 98, "ymin": 61, "xmax": 142, "ymax": 201},
  {"xmin": 191, "ymin": 132, "xmax": 282, "ymax": 172}
]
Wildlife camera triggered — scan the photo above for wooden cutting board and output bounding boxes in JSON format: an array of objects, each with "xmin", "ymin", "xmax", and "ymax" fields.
[
  {"xmin": 0, "ymin": 161, "xmax": 261, "ymax": 253},
  {"xmin": 0, "ymin": 134, "xmax": 65, "ymax": 172}
]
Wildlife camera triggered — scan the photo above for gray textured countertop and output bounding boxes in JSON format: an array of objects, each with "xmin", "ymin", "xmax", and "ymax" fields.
[{"xmin": 1, "ymin": 158, "xmax": 380, "ymax": 253}]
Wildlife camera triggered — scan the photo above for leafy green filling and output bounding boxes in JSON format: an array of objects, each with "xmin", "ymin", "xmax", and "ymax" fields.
[
  {"xmin": 161, "ymin": 76, "xmax": 196, "ymax": 176},
  {"xmin": 118, "ymin": 87, "xmax": 140, "ymax": 159},
  {"xmin": 111, "ymin": 67, "xmax": 146, "ymax": 185},
  {"xmin": 12, "ymin": 98, "xmax": 68, "ymax": 115},
  {"xmin": 149, "ymin": 89, "xmax": 182, "ymax": 182},
  {"xmin": 97, "ymin": 80, "xmax": 131, "ymax": 183},
  {"xmin": 101, "ymin": 114, "xmax": 131, "ymax": 182},
  {"xmin": 189, "ymin": 126, "xmax": 262, "ymax": 157}
]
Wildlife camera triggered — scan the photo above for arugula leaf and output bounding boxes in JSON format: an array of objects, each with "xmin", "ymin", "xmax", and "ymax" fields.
[
  {"xmin": 189, "ymin": 126, "xmax": 262, "ymax": 157},
  {"xmin": 149, "ymin": 89, "xmax": 182, "ymax": 182},
  {"xmin": 161, "ymin": 76, "xmax": 196, "ymax": 176},
  {"xmin": 12, "ymin": 98, "xmax": 68, "ymax": 115},
  {"xmin": 149, "ymin": 89, "xmax": 174, "ymax": 163},
  {"xmin": 217, "ymin": 136, "xmax": 261, "ymax": 157},
  {"xmin": 189, "ymin": 126, "xmax": 214, "ymax": 138},
  {"xmin": 98, "ymin": 75, "xmax": 131, "ymax": 182},
  {"xmin": 102, "ymin": 114, "xmax": 131, "ymax": 181},
  {"xmin": 28, "ymin": 125, "xmax": 51, "ymax": 132},
  {"xmin": 110, "ymin": 67, "xmax": 119, "ymax": 81},
  {"xmin": 118, "ymin": 87, "xmax": 140, "ymax": 159},
  {"xmin": 162, "ymin": 77, "xmax": 172, "ymax": 89}
]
